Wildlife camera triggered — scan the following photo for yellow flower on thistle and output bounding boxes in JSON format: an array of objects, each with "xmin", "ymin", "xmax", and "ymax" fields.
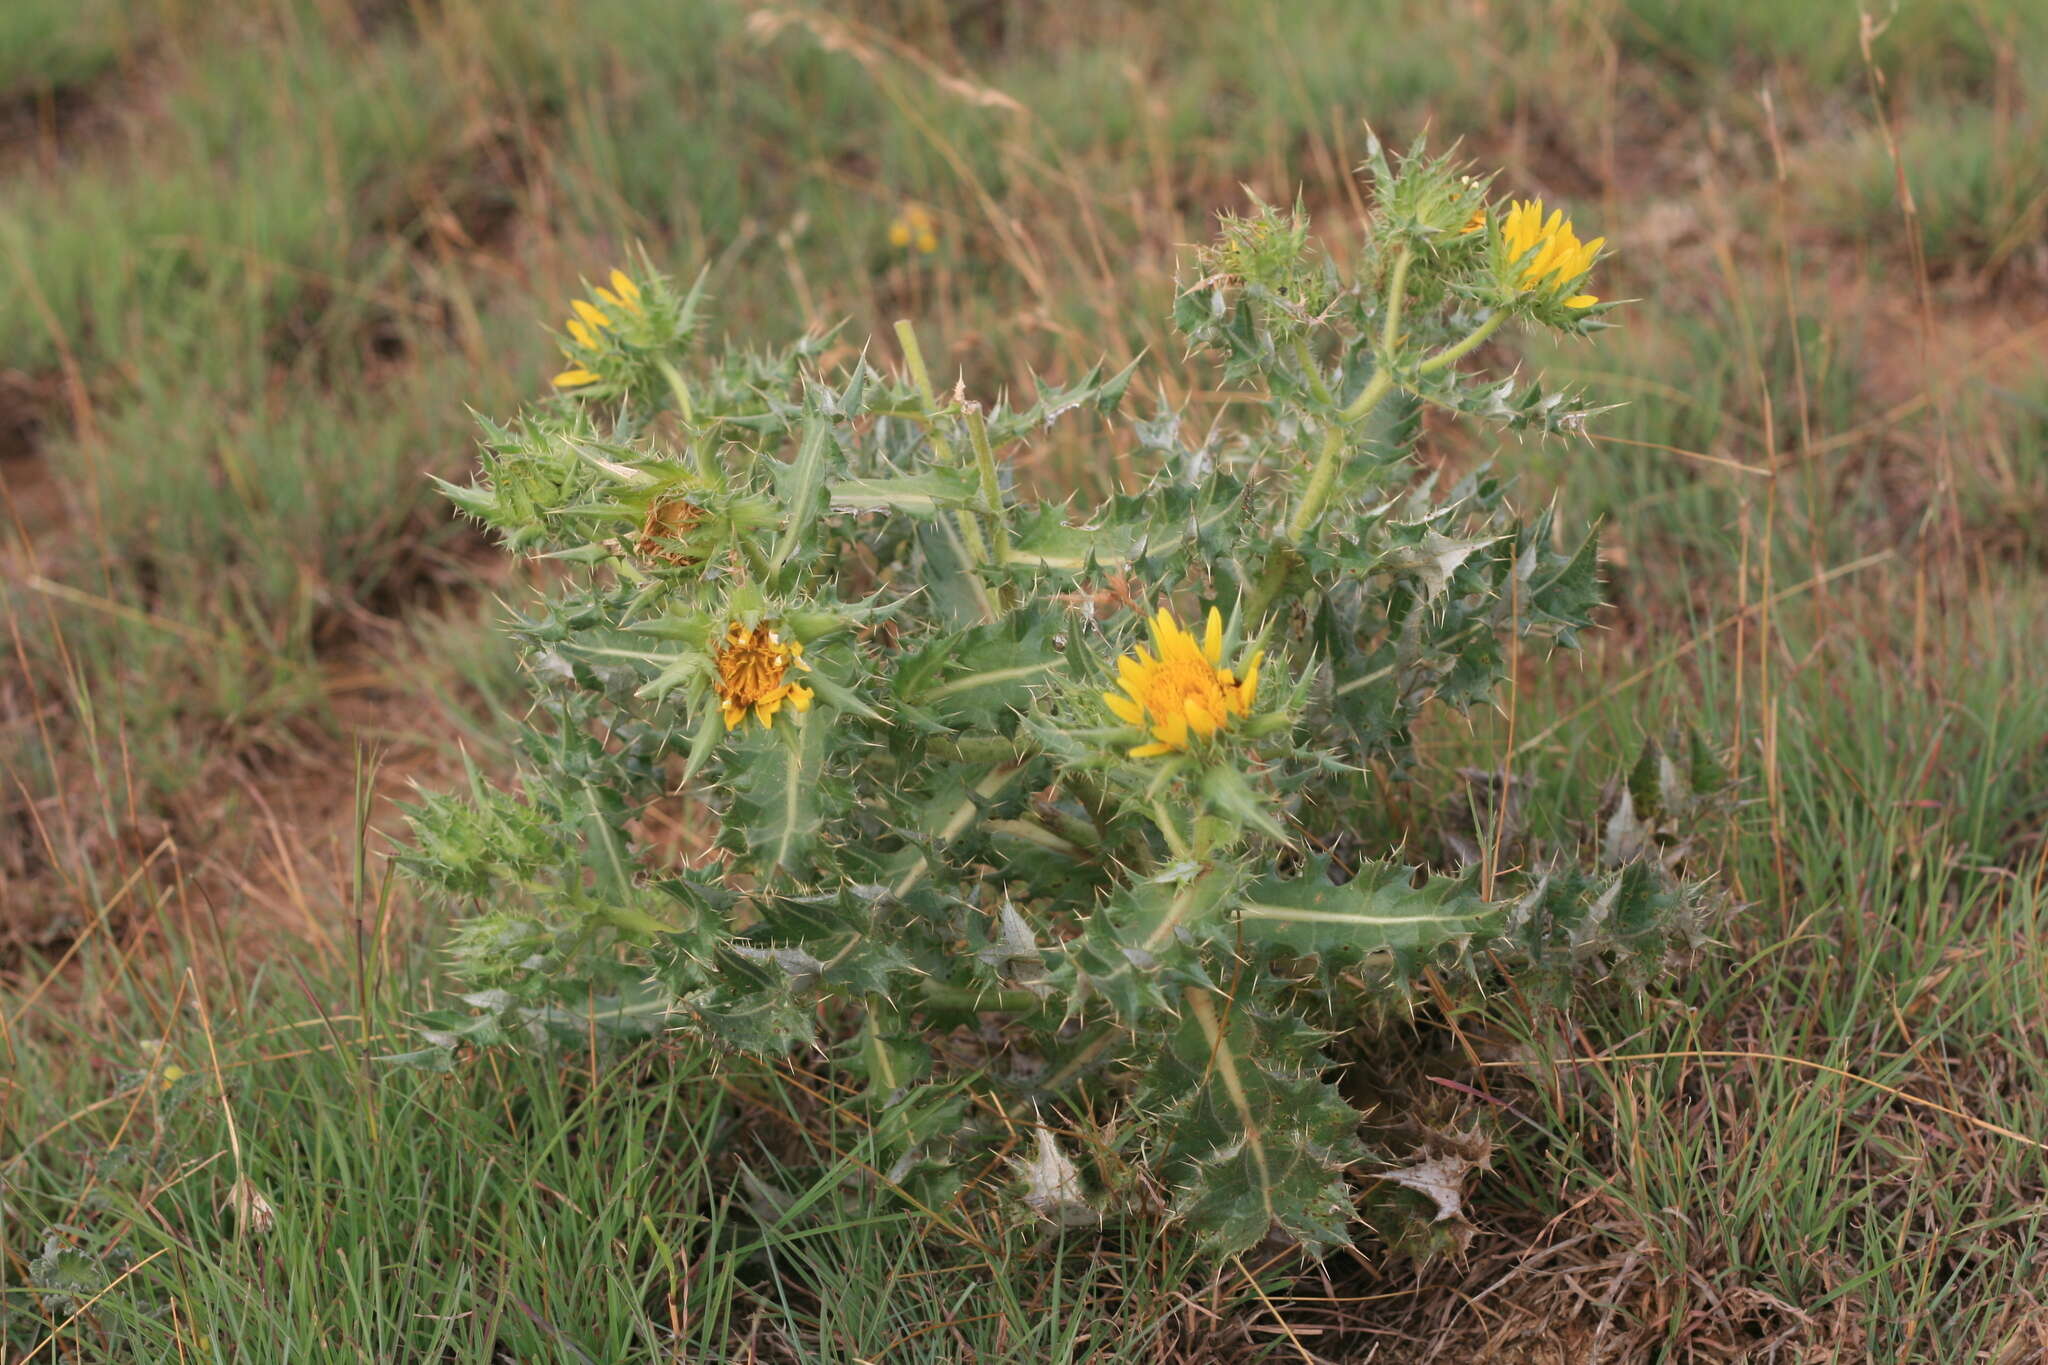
[
  {"xmin": 551, "ymin": 268, "xmax": 649, "ymax": 389},
  {"xmin": 714, "ymin": 622, "xmax": 814, "ymax": 731},
  {"xmin": 1102, "ymin": 607, "xmax": 1264, "ymax": 758},
  {"xmin": 1499, "ymin": 199, "xmax": 1603, "ymax": 309},
  {"xmin": 888, "ymin": 203, "xmax": 939, "ymax": 255},
  {"xmin": 595, "ymin": 268, "xmax": 643, "ymax": 315}
]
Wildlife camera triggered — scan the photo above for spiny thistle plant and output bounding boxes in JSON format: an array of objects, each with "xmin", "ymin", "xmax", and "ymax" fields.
[{"xmin": 402, "ymin": 141, "xmax": 1716, "ymax": 1254}]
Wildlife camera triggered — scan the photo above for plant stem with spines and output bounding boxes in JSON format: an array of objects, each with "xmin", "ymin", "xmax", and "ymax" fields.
[
  {"xmin": 895, "ymin": 318, "xmax": 999, "ymax": 621},
  {"xmin": 1249, "ymin": 292, "xmax": 1510, "ymax": 626}
]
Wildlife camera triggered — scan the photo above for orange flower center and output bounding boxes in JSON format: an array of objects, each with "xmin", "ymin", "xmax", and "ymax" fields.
[
  {"xmin": 1133, "ymin": 658, "xmax": 1239, "ymax": 734},
  {"xmin": 714, "ymin": 623, "xmax": 813, "ymax": 731}
]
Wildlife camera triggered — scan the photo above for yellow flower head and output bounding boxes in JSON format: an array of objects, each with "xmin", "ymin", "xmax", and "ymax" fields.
[
  {"xmin": 889, "ymin": 203, "xmax": 939, "ymax": 255},
  {"xmin": 1103, "ymin": 607, "xmax": 1264, "ymax": 758},
  {"xmin": 1499, "ymin": 199, "xmax": 1603, "ymax": 309},
  {"xmin": 553, "ymin": 269, "xmax": 650, "ymax": 387},
  {"xmin": 714, "ymin": 622, "xmax": 814, "ymax": 731}
]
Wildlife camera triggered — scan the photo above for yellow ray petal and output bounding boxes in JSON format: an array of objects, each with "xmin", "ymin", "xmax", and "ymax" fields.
[
  {"xmin": 1103, "ymin": 692, "xmax": 1144, "ymax": 726},
  {"xmin": 572, "ymin": 299, "xmax": 611, "ymax": 331},
  {"xmin": 609, "ymin": 269, "xmax": 641, "ymax": 303},
  {"xmin": 1566, "ymin": 294, "xmax": 1598, "ymax": 309},
  {"xmin": 1128, "ymin": 742, "xmax": 1174, "ymax": 758},
  {"xmin": 1239, "ymin": 649, "xmax": 1265, "ymax": 703},
  {"xmin": 552, "ymin": 368, "xmax": 599, "ymax": 387},
  {"xmin": 1202, "ymin": 606, "xmax": 1224, "ymax": 664}
]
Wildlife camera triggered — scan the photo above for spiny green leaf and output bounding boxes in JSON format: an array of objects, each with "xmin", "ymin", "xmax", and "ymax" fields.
[
  {"xmin": 1143, "ymin": 992, "xmax": 1362, "ymax": 1253},
  {"xmin": 827, "ymin": 467, "xmax": 981, "ymax": 518},
  {"xmin": 894, "ymin": 618, "xmax": 1064, "ymax": 731},
  {"xmin": 724, "ymin": 719, "xmax": 831, "ymax": 879},
  {"xmin": 1236, "ymin": 857, "xmax": 1495, "ymax": 965}
]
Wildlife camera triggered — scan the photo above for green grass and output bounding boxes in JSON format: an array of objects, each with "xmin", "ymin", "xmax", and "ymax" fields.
[
  {"xmin": 1811, "ymin": 101, "xmax": 2048, "ymax": 277},
  {"xmin": 1477, "ymin": 593, "xmax": 2048, "ymax": 1354},
  {"xmin": 0, "ymin": 914, "xmax": 1243, "ymax": 1362},
  {"xmin": 0, "ymin": 0, "xmax": 133, "ymax": 98},
  {"xmin": 5, "ymin": 0, "xmax": 2047, "ymax": 1357}
]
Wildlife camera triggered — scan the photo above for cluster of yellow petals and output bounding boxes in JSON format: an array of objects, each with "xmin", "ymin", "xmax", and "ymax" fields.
[
  {"xmin": 1103, "ymin": 607, "xmax": 1263, "ymax": 759},
  {"xmin": 552, "ymin": 269, "xmax": 644, "ymax": 388},
  {"xmin": 714, "ymin": 622, "xmax": 814, "ymax": 731},
  {"xmin": 887, "ymin": 203, "xmax": 939, "ymax": 255},
  {"xmin": 1498, "ymin": 199, "xmax": 1602, "ymax": 309}
]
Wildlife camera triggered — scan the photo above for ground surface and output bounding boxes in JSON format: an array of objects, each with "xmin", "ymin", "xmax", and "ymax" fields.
[{"xmin": 3, "ymin": 1, "xmax": 2046, "ymax": 1360}]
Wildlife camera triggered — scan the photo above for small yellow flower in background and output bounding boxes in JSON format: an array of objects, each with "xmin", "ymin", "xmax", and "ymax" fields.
[
  {"xmin": 1460, "ymin": 207, "xmax": 1487, "ymax": 236},
  {"xmin": 888, "ymin": 203, "xmax": 939, "ymax": 255},
  {"xmin": 714, "ymin": 622, "xmax": 814, "ymax": 731},
  {"xmin": 1499, "ymin": 199, "xmax": 1603, "ymax": 308},
  {"xmin": 1103, "ymin": 607, "xmax": 1264, "ymax": 758}
]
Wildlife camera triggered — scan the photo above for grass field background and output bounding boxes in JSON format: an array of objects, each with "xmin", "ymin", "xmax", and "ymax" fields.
[{"xmin": 3, "ymin": 1, "xmax": 2045, "ymax": 1359}]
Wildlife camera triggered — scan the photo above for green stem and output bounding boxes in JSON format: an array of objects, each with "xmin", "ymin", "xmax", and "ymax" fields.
[
  {"xmin": 964, "ymin": 405, "xmax": 1013, "ymax": 571},
  {"xmin": 1246, "ymin": 299, "xmax": 1509, "ymax": 632},
  {"xmin": 1149, "ymin": 800, "xmax": 1193, "ymax": 861},
  {"xmin": 895, "ymin": 318, "xmax": 999, "ymax": 621},
  {"xmin": 891, "ymin": 763, "xmax": 1023, "ymax": 899},
  {"xmin": 1269, "ymin": 248, "xmax": 1412, "ymax": 558},
  {"xmin": 1380, "ymin": 245, "xmax": 1414, "ymax": 357},
  {"xmin": 919, "ymin": 982, "xmax": 1046, "ymax": 1014},
  {"xmin": 1240, "ymin": 541, "xmax": 1298, "ymax": 629},
  {"xmin": 892, "ymin": 320, "xmax": 947, "ymax": 451},
  {"xmin": 1419, "ymin": 310, "xmax": 1506, "ymax": 375},
  {"xmin": 1266, "ymin": 308, "xmax": 1508, "ymax": 584},
  {"xmin": 894, "ymin": 319, "xmax": 991, "ymax": 568},
  {"xmin": 1291, "ymin": 336, "xmax": 1333, "ymax": 407},
  {"xmin": 1284, "ymin": 381, "xmax": 1380, "ymax": 543}
]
